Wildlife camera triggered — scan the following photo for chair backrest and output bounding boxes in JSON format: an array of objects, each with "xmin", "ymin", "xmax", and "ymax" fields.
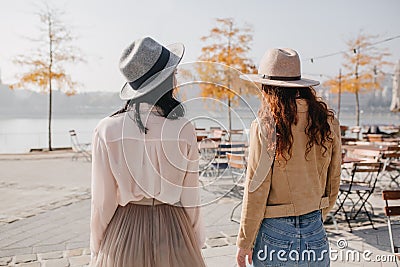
[
  {"xmin": 69, "ymin": 130, "xmax": 81, "ymax": 152},
  {"xmin": 352, "ymin": 162, "xmax": 383, "ymax": 173},
  {"xmin": 69, "ymin": 130, "xmax": 79, "ymax": 147},
  {"xmin": 382, "ymin": 146, "xmax": 400, "ymax": 160},
  {"xmin": 195, "ymin": 128, "xmax": 206, "ymax": 131},
  {"xmin": 211, "ymin": 129, "xmax": 223, "ymax": 138},
  {"xmin": 69, "ymin": 129, "xmax": 76, "ymax": 137},
  {"xmin": 217, "ymin": 143, "xmax": 246, "ymax": 156},
  {"xmin": 196, "ymin": 135, "xmax": 208, "ymax": 142},
  {"xmin": 350, "ymin": 162, "xmax": 383, "ymax": 188},
  {"xmin": 227, "ymin": 153, "xmax": 247, "ymax": 169},
  {"xmin": 229, "ymin": 129, "xmax": 244, "ymax": 135},
  {"xmin": 210, "ymin": 126, "xmax": 221, "ymax": 131},
  {"xmin": 383, "ymin": 190, "xmax": 400, "ymax": 217},
  {"xmin": 382, "ymin": 190, "xmax": 400, "ymax": 255},
  {"xmin": 352, "ymin": 149, "xmax": 381, "ymax": 162}
]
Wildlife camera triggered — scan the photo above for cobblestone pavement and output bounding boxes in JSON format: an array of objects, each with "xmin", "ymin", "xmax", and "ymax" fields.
[
  {"xmin": 0, "ymin": 196, "xmax": 242, "ymax": 266},
  {"xmin": 1, "ymin": 154, "xmax": 400, "ymax": 266},
  {"xmin": 2, "ymin": 195, "xmax": 400, "ymax": 267}
]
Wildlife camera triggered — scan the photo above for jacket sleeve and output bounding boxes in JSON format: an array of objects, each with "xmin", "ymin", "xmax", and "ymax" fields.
[
  {"xmin": 180, "ymin": 128, "xmax": 205, "ymax": 249},
  {"xmin": 90, "ymin": 130, "xmax": 119, "ymax": 262},
  {"xmin": 322, "ymin": 118, "xmax": 342, "ymax": 221},
  {"xmin": 236, "ymin": 121, "xmax": 274, "ymax": 249}
]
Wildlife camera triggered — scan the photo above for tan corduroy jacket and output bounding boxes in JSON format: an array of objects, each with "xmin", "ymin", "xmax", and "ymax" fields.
[{"xmin": 237, "ymin": 99, "xmax": 342, "ymax": 249}]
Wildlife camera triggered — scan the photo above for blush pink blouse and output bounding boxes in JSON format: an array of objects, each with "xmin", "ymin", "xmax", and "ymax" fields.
[{"xmin": 90, "ymin": 103, "xmax": 205, "ymax": 258}]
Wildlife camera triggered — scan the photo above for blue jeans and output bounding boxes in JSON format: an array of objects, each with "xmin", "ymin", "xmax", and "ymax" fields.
[{"xmin": 252, "ymin": 210, "xmax": 330, "ymax": 267}]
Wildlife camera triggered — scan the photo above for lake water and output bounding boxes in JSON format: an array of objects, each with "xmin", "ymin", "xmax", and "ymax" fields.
[{"xmin": 1, "ymin": 110, "xmax": 399, "ymax": 154}]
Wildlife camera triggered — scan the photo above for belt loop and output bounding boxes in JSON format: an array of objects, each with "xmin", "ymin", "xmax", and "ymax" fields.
[{"xmin": 152, "ymin": 198, "xmax": 155, "ymax": 206}]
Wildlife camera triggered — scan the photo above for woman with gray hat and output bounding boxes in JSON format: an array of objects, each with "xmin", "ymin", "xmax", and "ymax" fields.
[
  {"xmin": 89, "ymin": 37, "xmax": 206, "ymax": 266},
  {"xmin": 236, "ymin": 48, "xmax": 342, "ymax": 267}
]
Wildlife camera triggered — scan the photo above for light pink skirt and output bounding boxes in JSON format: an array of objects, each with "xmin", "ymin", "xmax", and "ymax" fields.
[{"xmin": 92, "ymin": 203, "xmax": 206, "ymax": 267}]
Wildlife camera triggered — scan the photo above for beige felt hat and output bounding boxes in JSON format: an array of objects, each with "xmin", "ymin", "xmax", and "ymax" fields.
[{"xmin": 240, "ymin": 48, "xmax": 319, "ymax": 87}]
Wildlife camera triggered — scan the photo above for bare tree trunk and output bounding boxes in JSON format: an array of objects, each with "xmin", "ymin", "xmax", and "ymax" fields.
[
  {"xmin": 354, "ymin": 47, "xmax": 360, "ymax": 139},
  {"xmin": 337, "ymin": 69, "xmax": 341, "ymax": 120},
  {"xmin": 226, "ymin": 21, "xmax": 233, "ymax": 142},
  {"xmin": 355, "ymin": 90, "xmax": 360, "ymax": 139},
  {"xmin": 48, "ymin": 81, "xmax": 52, "ymax": 151},
  {"xmin": 227, "ymin": 97, "xmax": 232, "ymax": 141},
  {"xmin": 48, "ymin": 14, "xmax": 53, "ymax": 151},
  {"xmin": 355, "ymin": 90, "xmax": 360, "ymax": 125}
]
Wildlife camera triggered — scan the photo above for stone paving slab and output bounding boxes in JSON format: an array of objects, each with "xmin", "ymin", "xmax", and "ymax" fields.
[
  {"xmin": 2, "ymin": 155, "xmax": 400, "ymax": 266},
  {"xmin": 1, "ymin": 196, "xmax": 399, "ymax": 266}
]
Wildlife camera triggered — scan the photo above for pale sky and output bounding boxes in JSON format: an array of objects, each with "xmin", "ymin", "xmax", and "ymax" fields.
[{"xmin": 0, "ymin": 0, "xmax": 399, "ymax": 92}]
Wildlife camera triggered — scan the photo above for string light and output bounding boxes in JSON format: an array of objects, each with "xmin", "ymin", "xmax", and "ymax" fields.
[{"xmin": 305, "ymin": 34, "xmax": 400, "ymax": 63}]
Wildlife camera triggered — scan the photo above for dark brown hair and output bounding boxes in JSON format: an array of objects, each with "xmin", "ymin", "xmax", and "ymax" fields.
[
  {"xmin": 110, "ymin": 75, "xmax": 184, "ymax": 133},
  {"xmin": 259, "ymin": 85, "xmax": 335, "ymax": 162}
]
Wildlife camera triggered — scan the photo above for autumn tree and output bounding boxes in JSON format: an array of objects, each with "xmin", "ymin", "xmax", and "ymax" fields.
[
  {"xmin": 324, "ymin": 32, "xmax": 391, "ymax": 127},
  {"xmin": 11, "ymin": 3, "xmax": 83, "ymax": 151},
  {"xmin": 197, "ymin": 18, "xmax": 256, "ymax": 138}
]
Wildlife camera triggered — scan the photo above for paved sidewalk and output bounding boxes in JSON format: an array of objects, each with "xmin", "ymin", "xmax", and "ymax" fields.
[
  {"xmin": 1, "ymin": 153, "xmax": 400, "ymax": 266},
  {"xmin": 1, "ymin": 194, "xmax": 399, "ymax": 266}
]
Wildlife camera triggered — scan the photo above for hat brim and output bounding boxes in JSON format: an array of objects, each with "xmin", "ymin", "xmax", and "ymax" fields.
[
  {"xmin": 120, "ymin": 43, "xmax": 185, "ymax": 100},
  {"xmin": 240, "ymin": 74, "xmax": 320, "ymax": 88}
]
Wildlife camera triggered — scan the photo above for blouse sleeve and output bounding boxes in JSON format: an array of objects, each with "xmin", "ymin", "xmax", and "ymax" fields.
[
  {"xmin": 90, "ymin": 130, "xmax": 119, "ymax": 262},
  {"xmin": 180, "ymin": 128, "xmax": 205, "ymax": 249}
]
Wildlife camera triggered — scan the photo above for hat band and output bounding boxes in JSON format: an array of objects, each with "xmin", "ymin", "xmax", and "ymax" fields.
[
  {"xmin": 263, "ymin": 74, "xmax": 301, "ymax": 81},
  {"xmin": 129, "ymin": 46, "xmax": 170, "ymax": 90}
]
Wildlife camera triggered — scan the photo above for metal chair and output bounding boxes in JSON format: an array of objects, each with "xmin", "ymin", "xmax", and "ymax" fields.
[
  {"xmin": 69, "ymin": 130, "xmax": 91, "ymax": 162},
  {"xmin": 198, "ymin": 138, "xmax": 222, "ymax": 189},
  {"xmin": 343, "ymin": 149, "xmax": 381, "ymax": 180},
  {"xmin": 226, "ymin": 152, "xmax": 247, "ymax": 223},
  {"xmin": 211, "ymin": 143, "xmax": 246, "ymax": 175},
  {"xmin": 381, "ymin": 146, "xmax": 400, "ymax": 188},
  {"xmin": 333, "ymin": 162, "xmax": 384, "ymax": 232},
  {"xmin": 382, "ymin": 190, "xmax": 400, "ymax": 263}
]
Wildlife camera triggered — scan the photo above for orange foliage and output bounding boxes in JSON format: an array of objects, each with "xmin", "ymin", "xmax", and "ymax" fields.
[
  {"xmin": 11, "ymin": 5, "xmax": 83, "ymax": 95},
  {"xmin": 323, "ymin": 32, "xmax": 392, "ymax": 94},
  {"xmin": 197, "ymin": 18, "xmax": 257, "ymax": 105}
]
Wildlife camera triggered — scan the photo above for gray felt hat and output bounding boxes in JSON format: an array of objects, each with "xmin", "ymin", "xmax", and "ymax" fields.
[
  {"xmin": 240, "ymin": 48, "xmax": 319, "ymax": 87},
  {"xmin": 119, "ymin": 37, "xmax": 184, "ymax": 100}
]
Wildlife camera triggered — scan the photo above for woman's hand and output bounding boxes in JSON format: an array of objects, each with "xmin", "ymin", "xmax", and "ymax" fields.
[{"xmin": 236, "ymin": 247, "xmax": 252, "ymax": 267}]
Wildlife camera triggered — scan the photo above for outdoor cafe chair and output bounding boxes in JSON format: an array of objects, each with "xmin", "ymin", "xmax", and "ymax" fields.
[
  {"xmin": 198, "ymin": 142, "xmax": 246, "ymax": 191},
  {"xmin": 209, "ymin": 129, "xmax": 224, "ymax": 142},
  {"xmin": 343, "ymin": 149, "xmax": 381, "ymax": 181},
  {"xmin": 333, "ymin": 162, "xmax": 384, "ymax": 232},
  {"xmin": 198, "ymin": 139, "xmax": 218, "ymax": 187},
  {"xmin": 211, "ymin": 143, "xmax": 246, "ymax": 175},
  {"xmin": 382, "ymin": 190, "xmax": 400, "ymax": 261},
  {"xmin": 210, "ymin": 126, "xmax": 222, "ymax": 131},
  {"xmin": 69, "ymin": 129, "xmax": 92, "ymax": 162},
  {"xmin": 351, "ymin": 148, "xmax": 382, "ymax": 162},
  {"xmin": 226, "ymin": 152, "xmax": 247, "ymax": 223},
  {"xmin": 380, "ymin": 146, "xmax": 400, "ymax": 188}
]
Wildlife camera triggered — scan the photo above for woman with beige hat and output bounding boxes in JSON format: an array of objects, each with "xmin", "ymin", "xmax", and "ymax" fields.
[
  {"xmin": 236, "ymin": 48, "xmax": 341, "ymax": 267},
  {"xmin": 90, "ymin": 37, "xmax": 206, "ymax": 266}
]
